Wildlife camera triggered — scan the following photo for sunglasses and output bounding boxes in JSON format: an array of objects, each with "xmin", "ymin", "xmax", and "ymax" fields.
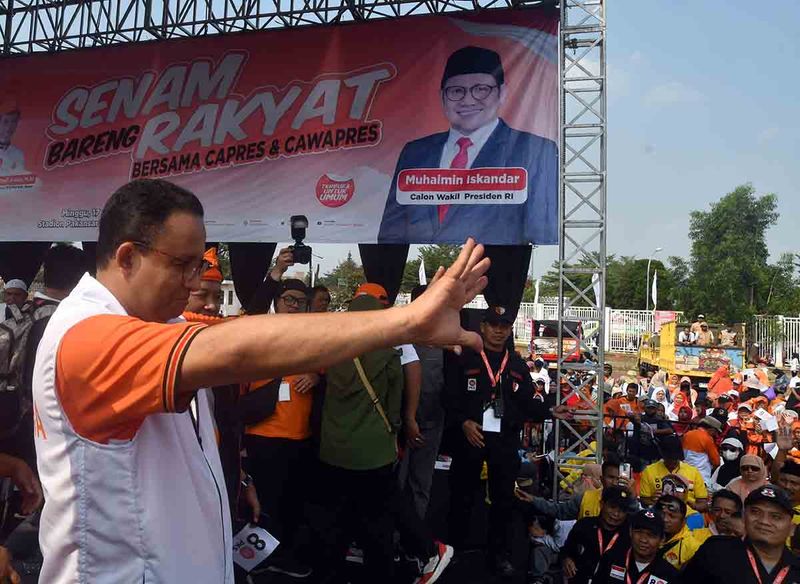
[{"xmin": 741, "ymin": 465, "xmax": 761, "ymax": 472}]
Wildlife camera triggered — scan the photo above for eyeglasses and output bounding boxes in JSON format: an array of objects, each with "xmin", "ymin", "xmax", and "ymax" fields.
[
  {"xmin": 279, "ymin": 295, "xmax": 308, "ymax": 309},
  {"xmin": 656, "ymin": 503, "xmax": 682, "ymax": 513},
  {"xmin": 720, "ymin": 446, "xmax": 740, "ymax": 453},
  {"xmin": 443, "ymin": 84, "xmax": 498, "ymax": 102},
  {"xmin": 133, "ymin": 241, "xmax": 209, "ymax": 284},
  {"xmin": 741, "ymin": 465, "xmax": 761, "ymax": 472}
]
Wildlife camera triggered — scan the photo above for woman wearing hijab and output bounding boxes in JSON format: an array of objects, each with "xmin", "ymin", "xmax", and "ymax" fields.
[
  {"xmin": 667, "ymin": 374, "xmax": 681, "ymax": 398},
  {"xmin": 724, "ymin": 455, "xmax": 768, "ymax": 502},
  {"xmin": 708, "ymin": 366, "xmax": 733, "ymax": 401},
  {"xmin": 667, "ymin": 393, "xmax": 693, "ymax": 435},
  {"xmin": 650, "ymin": 386, "xmax": 671, "ymax": 411},
  {"xmin": 709, "ymin": 437, "xmax": 744, "ymax": 492},
  {"xmin": 677, "ymin": 376, "xmax": 697, "ymax": 407}
]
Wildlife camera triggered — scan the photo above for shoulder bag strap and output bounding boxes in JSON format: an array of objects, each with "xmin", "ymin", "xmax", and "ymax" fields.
[{"xmin": 353, "ymin": 357, "xmax": 394, "ymax": 434}]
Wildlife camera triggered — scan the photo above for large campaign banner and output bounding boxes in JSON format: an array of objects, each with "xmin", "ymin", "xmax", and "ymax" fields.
[{"xmin": 0, "ymin": 8, "xmax": 558, "ymax": 245}]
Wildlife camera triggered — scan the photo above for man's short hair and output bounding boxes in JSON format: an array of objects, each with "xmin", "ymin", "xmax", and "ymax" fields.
[
  {"xmin": 310, "ymin": 285, "xmax": 330, "ymax": 297},
  {"xmin": 43, "ymin": 244, "xmax": 88, "ymax": 290},
  {"xmin": 96, "ymin": 179, "xmax": 204, "ymax": 269},
  {"xmin": 441, "ymin": 46, "xmax": 504, "ymax": 88},
  {"xmin": 601, "ymin": 452, "xmax": 621, "ymax": 475},
  {"xmin": 712, "ymin": 489, "xmax": 743, "ymax": 514}
]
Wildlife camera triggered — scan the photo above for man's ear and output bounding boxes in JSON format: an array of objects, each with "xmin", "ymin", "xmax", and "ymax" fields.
[{"xmin": 115, "ymin": 241, "xmax": 138, "ymax": 274}]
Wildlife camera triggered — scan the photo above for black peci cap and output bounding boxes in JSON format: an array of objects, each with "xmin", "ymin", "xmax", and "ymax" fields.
[
  {"xmin": 483, "ymin": 305, "xmax": 514, "ymax": 325},
  {"xmin": 441, "ymin": 46, "xmax": 505, "ymax": 88}
]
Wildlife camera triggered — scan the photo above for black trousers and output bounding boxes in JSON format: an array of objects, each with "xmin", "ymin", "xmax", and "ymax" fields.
[
  {"xmin": 448, "ymin": 428, "xmax": 521, "ymax": 558},
  {"xmin": 244, "ymin": 435, "xmax": 311, "ymax": 547},
  {"xmin": 316, "ymin": 462, "xmax": 435, "ymax": 583}
]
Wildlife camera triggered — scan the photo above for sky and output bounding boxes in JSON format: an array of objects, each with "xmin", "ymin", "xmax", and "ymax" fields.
[{"xmin": 304, "ymin": 0, "xmax": 800, "ymax": 281}]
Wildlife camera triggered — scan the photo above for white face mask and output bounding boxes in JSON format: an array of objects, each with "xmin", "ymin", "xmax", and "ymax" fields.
[{"xmin": 721, "ymin": 450, "xmax": 739, "ymax": 462}]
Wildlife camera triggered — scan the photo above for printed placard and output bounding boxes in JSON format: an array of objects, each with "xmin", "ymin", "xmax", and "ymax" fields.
[{"xmin": 232, "ymin": 525, "xmax": 280, "ymax": 572}]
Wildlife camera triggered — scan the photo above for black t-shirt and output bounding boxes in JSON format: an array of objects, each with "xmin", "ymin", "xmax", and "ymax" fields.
[
  {"xmin": 560, "ymin": 516, "xmax": 630, "ymax": 584},
  {"xmin": 595, "ymin": 545, "xmax": 682, "ymax": 583},
  {"xmin": 683, "ymin": 536, "xmax": 800, "ymax": 584}
]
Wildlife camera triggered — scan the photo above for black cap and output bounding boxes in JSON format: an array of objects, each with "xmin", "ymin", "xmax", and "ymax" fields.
[
  {"xmin": 630, "ymin": 509, "xmax": 665, "ymax": 537},
  {"xmin": 602, "ymin": 485, "xmax": 632, "ymax": 509},
  {"xmin": 441, "ymin": 46, "xmax": 505, "ymax": 88},
  {"xmin": 782, "ymin": 460, "xmax": 800, "ymax": 478},
  {"xmin": 483, "ymin": 305, "xmax": 514, "ymax": 325},
  {"xmin": 745, "ymin": 484, "xmax": 796, "ymax": 515}
]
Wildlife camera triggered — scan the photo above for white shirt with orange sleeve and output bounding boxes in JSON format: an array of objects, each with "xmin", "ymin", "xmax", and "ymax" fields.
[
  {"xmin": 32, "ymin": 274, "xmax": 233, "ymax": 584},
  {"xmin": 682, "ymin": 428, "xmax": 719, "ymax": 485}
]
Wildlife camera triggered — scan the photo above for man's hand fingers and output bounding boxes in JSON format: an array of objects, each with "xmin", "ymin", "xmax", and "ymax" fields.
[
  {"xmin": 429, "ymin": 265, "xmax": 446, "ymax": 286},
  {"xmin": 464, "ymin": 273, "xmax": 489, "ymax": 304},
  {"xmin": 446, "ymin": 238, "xmax": 476, "ymax": 279},
  {"xmin": 458, "ymin": 330, "xmax": 484, "ymax": 353}
]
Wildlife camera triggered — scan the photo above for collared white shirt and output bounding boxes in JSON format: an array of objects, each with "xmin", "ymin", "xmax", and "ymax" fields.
[{"xmin": 438, "ymin": 118, "xmax": 500, "ymax": 169}]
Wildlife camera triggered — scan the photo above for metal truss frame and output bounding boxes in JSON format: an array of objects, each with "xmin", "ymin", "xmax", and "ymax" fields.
[
  {"xmin": 0, "ymin": 0, "xmax": 607, "ymax": 497},
  {"xmin": 0, "ymin": 0, "xmax": 550, "ymax": 54},
  {"xmin": 553, "ymin": 0, "xmax": 606, "ymax": 495}
]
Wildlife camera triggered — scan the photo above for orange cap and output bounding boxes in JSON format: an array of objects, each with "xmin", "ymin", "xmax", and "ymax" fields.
[
  {"xmin": 354, "ymin": 282, "xmax": 389, "ymax": 305},
  {"xmin": 201, "ymin": 247, "xmax": 223, "ymax": 282}
]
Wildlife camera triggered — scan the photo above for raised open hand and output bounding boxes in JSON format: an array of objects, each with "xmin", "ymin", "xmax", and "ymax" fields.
[{"xmin": 404, "ymin": 238, "xmax": 490, "ymax": 352}]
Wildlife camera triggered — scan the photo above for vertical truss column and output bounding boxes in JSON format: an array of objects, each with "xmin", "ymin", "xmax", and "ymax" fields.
[{"xmin": 553, "ymin": 0, "xmax": 606, "ymax": 496}]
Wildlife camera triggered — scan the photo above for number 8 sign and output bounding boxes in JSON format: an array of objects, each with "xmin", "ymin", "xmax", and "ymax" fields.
[{"xmin": 232, "ymin": 525, "xmax": 280, "ymax": 572}]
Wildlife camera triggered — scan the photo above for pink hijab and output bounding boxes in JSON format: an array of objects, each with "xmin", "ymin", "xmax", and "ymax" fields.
[{"xmin": 725, "ymin": 454, "xmax": 768, "ymax": 501}]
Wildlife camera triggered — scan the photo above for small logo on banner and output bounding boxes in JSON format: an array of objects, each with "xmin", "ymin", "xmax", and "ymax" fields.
[
  {"xmin": 316, "ymin": 174, "xmax": 355, "ymax": 207},
  {"xmin": 467, "ymin": 378, "xmax": 477, "ymax": 392}
]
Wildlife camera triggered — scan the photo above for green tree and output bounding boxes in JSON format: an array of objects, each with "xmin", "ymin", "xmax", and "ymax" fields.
[
  {"xmin": 400, "ymin": 244, "xmax": 462, "ymax": 292},
  {"xmin": 320, "ymin": 252, "xmax": 365, "ymax": 309},
  {"xmin": 685, "ymin": 184, "xmax": 779, "ymax": 322}
]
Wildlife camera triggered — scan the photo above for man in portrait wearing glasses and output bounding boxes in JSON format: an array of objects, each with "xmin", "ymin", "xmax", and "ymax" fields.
[{"xmin": 378, "ymin": 45, "xmax": 557, "ymax": 245}]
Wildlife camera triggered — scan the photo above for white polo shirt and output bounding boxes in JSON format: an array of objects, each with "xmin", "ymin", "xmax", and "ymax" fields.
[{"xmin": 33, "ymin": 274, "xmax": 233, "ymax": 583}]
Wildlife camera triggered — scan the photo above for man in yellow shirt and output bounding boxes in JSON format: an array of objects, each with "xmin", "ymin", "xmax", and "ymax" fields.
[
  {"xmin": 656, "ymin": 495, "xmax": 701, "ymax": 569},
  {"xmin": 639, "ymin": 436, "xmax": 708, "ymax": 512}
]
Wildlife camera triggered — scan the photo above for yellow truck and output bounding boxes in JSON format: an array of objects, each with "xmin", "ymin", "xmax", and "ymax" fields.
[{"xmin": 638, "ymin": 321, "xmax": 746, "ymax": 381}]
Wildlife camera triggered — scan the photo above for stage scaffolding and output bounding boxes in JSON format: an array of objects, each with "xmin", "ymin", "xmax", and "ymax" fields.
[{"xmin": 0, "ymin": 0, "xmax": 607, "ymax": 495}]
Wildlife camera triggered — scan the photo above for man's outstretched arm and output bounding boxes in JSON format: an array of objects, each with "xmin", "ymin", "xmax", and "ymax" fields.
[{"xmin": 179, "ymin": 239, "xmax": 490, "ymax": 404}]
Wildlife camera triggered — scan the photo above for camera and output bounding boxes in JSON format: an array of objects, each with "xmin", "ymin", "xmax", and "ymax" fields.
[{"xmin": 288, "ymin": 215, "xmax": 312, "ymax": 265}]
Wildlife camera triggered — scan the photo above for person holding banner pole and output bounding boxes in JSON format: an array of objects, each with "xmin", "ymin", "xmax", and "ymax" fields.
[{"xmin": 31, "ymin": 178, "xmax": 490, "ymax": 584}]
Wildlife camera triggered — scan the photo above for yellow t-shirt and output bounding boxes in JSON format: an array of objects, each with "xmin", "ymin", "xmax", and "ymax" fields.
[
  {"xmin": 578, "ymin": 487, "xmax": 603, "ymax": 518},
  {"xmin": 639, "ymin": 460, "xmax": 708, "ymax": 509},
  {"xmin": 661, "ymin": 525, "xmax": 701, "ymax": 569}
]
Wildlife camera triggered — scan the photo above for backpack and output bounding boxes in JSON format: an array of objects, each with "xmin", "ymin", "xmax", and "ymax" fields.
[{"xmin": 0, "ymin": 298, "xmax": 58, "ymax": 438}]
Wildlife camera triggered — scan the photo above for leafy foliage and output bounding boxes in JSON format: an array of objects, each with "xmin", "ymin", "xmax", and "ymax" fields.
[{"xmin": 319, "ymin": 251, "xmax": 366, "ymax": 309}]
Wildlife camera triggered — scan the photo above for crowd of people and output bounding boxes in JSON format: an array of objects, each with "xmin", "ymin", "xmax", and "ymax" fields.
[{"xmin": 0, "ymin": 178, "xmax": 799, "ymax": 584}]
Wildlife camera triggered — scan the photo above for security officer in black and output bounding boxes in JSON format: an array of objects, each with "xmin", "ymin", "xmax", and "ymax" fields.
[{"xmin": 445, "ymin": 305, "xmax": 570, "ymax": 578}]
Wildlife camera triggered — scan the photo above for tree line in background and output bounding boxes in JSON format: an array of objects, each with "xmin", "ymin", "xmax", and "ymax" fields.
[{"xmin": 220, "ymin": 183, "xmax": 798, "ymax": 319}]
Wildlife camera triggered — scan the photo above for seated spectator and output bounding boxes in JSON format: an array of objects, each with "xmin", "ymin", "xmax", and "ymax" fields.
[
  {"xmin": 639, "ymin": 436, "xmax": 708, "ymax": 512},
  {"xmin": 525, "ymin": 514, "xmax": 560, "ymax": 583},
  {"xmin": 604, "ymin": 382, "xmax": 642, "ymax": 429},
  {"xmin": 593, "ymin": 509, "xmax": 680, "ymax": 583},
  {"xmin": 682, "ymin": 416, "xmax": 721, "ymax": 484},
  {"xmin": 710, "ymin": 437, "xmax": 745, "ymax": 492},
  {"xmin": 678, "ymin": 326, "xmax": 696, "ymax": 345},
  {"xmin": 696, "ymin": 322, "xmax": 714, "ymax": 346},
  {"xmin": 560, "ymin": 486, "xmax": 633, "ymax": 584},
  {"xmin": 656, "ymin": 494, "xmax": 701, "ymax": 569},
  {"xmin": 694, "ymin": 489, "xmax": 744, "ymax": 545},
  {"xmin": 726, "ymin": 454, "xmax": 768, "ymax": 503},
  {"xmin": 683, "ymin": 484, "xmax": 800, "ymax": 582}
]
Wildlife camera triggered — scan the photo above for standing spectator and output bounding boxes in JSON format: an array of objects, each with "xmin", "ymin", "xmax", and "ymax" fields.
[
  {"xmin": 710, "ymin": 437, "xmax": 745, "ymax": 492},
  {"xmin": 593, "ymin": 509, "xmax": 681, "ymax": 583},
  {"xmin": 184, "ymin": 247, "xmax": 223, "ymax": 317},
  {"xmin": 639, "ymin": 437, "xmax": 708, "ymax": 512},
  {"xmin": 690, "ymin": 315, "xmax": 706, "ymax": 335},
  {"xmin": 696, "ymin": 323, "xmax": 714, "ymax": 346},
  {"xmin": 726, "ymin": 455, "xmax": 769, "ymax": 503},
  {"xmin": 241, "ymin": 278, "xmax": 318, "ymax": 579},
  {"xmin": 693, "ymin": 489, "xmax": 744, "ymax": 545},
  {"xmin": 318, "ymin": 293, "xmax": 452, "ymax": 584},
  {"xmin": 681, "ymin": 417, "xmax": 722, "ymax": 484},
  {"xmin": 604, "ymin": 382, "xmax": 642, "ymax": 429},
  {"xmin": 708, "ymin": 365, "xmax": 733, "ymax": 400},
  {"xmin": 719, "ymin": 324, "xmax": 738, "ymax": 347},
  {"xmin": 398, "ymin": 284, "xmax": 447, "ymax": 520},
  {"xmin": 560, "ymin": 486, "xmax": 633, "ymax": 584},
  {"xmin": 683, "ymin": 485, "xmax": 800, "ymax": 582},
  {"xmin": 446, "ymin": 305, "xmax": 570, "ymax": 578},
  {"xmin": 308, "ymin": 285, "xmax": 331, "ymax": 313},
  {"xmin": 631, "ymin": 399, "xmax": 675, "ymax": 464},
  {"xmin": 1, "ymin": 279, "xmax": 27, "ymax": 320},
  {"xmin": 656, "ymin": 494, "xmax": 701, "ymax": 569},
  {"xmin": 529, "ymin": 358, "xmax": 551, "ymax": 389}
]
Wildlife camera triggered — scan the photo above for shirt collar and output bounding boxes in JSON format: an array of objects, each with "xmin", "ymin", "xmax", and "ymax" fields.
[
  {"xmin": 65, "ymin": 273, "xmax": 128, "ymax": 316},
  {"xmin": 445, "ymin": 118, "xmax": 500, "ymax": 159},
  {"xmin": 33, "ymin": 291, "xmax": 60, "ymax": 303}
]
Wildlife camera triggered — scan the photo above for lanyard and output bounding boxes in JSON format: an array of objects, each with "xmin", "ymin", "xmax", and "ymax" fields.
[
  {"xmin": 625, "ymin": 549, "xmax": 651, "ymax": 584},
  {"xmin": 597, "ymin": 528, "xmax": 620, "ymax": 555},
  {"xmin": 747, "ymin": 550, "xmax": 790, "ymax": 584},
  {"xmin": 480, "ymin": 350, "xmax": 509, "ymax": 388}
]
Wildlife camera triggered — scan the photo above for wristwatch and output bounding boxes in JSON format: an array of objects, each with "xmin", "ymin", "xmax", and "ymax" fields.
[{"xmin": 241, "ymin": 473, "xmax": 254, "ymax": 489}]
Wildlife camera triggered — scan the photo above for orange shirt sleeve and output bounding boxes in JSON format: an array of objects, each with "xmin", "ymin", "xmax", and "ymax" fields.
[{"xmin": 56, "ymin": 314, "xmax": 206, "ymax": 444}]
